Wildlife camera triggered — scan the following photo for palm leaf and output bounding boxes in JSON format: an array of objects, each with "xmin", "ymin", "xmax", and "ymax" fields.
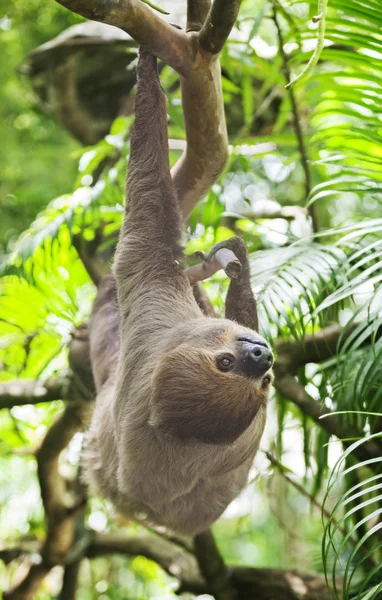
[{"xmin": 322, "ymin": 431, "xmax": 382, "ymax": 600}]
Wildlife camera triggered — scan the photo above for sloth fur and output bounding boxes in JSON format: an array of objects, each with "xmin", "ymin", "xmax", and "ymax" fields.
[{"xmin": 85, "ymin": 48, "xmax": 274, "ymax": 535}]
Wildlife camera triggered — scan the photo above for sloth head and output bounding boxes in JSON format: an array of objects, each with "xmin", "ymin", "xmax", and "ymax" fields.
[{"xmin": 149, "ymin": 320, "xmax": 274, "ymax": 445}]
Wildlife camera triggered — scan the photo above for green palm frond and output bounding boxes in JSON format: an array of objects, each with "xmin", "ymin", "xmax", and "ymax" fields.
[
  {"xmin": 250, "ymin": 242, "xmax": 345, "ymax": 338},
  {"xmin": 322, "ymin": 430, "xmax": 382, "ymax": 600},
  {"xmin": 277, "ymin": 0, "xmax": 382, "ymax": 218},
  {"xmin": 250, "ymin": 219, "xmax": 382, "ymax": 338},
  {"xmin": 0, "ymin": 117, "xmax": 131, "ymax": 279},
  {"xmin": 0, "ymin": 184, "xmax": 123, "ymax": 279}
]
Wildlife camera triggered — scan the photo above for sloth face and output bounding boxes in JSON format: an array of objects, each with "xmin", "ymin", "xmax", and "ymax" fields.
[
  {"xmin": 149, "ymin": 320, "xmax": 273, "ymax": 445},
  {"xmin": 216, "ymin": 333, "xmax": 273, "ymax": 383}
]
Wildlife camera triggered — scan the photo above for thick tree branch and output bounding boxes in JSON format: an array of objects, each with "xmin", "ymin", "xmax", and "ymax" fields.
[
  {"xmin": 89, "ymin": 531, "xmax": 333, "ymax": 599},
  {"xmin": 88, "ymin": 532, "xmax": 205, "ymax": 593},
  {"xmin": 231, "ymin": 566, "xmax": 331, "ymax": 600},
  {"xmin": 0, "ymin": 531, "xmax": 333, "ymax": 599},
  {"xmin": 55, "ymin": 0, "xmax": 191, "ymax": 74},
  {"xmin": 59, "ymin": 561, "xmax": 81, "ymax": 600},
  {"xmin": 174, "ymin": 55, "xmax": 229, "ymax": 216},
  {"xmin": 54, "ymin": 0, "xmax": 232, "ymax": 216},
  {"xmin": 199, "ymin": 0, "xmax": 242, "ymax": 54},
  {"xmin": 275, "ymin": 323, "xmax": 359, "ymax": 370}
]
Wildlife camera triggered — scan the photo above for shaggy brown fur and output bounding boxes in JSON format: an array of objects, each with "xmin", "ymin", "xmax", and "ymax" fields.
[{"xmin": 85, "ymin": 47, "xmax": 273, "ymax": 535}]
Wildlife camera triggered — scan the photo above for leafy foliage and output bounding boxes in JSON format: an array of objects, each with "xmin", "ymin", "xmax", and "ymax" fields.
[{"xmin": 322, "ymin": 428, "xmax": 382, "ymax": 600}]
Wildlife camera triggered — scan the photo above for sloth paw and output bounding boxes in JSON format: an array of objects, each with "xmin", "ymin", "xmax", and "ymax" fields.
[{"xmin": 207, "ymin": 237, "xmax": 249, "ymax": 279}]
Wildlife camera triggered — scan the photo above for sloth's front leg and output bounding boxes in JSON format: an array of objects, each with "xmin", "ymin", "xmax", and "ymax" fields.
[{"xmin": 208, "ymin": 237, "xmax": 259, "ymax": 331}]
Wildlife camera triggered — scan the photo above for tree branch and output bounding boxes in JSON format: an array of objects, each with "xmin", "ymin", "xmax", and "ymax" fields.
[
  {"xmin": 4, "ymin": 337, "xmax": 91, "ymax": 599},
  {"xmin": 230, "ymin": 205, "xmax": 309, "ymax": 222},
  {"xmin": 275, "ymin": 323, "xmax": 359, "ymax": 370},
  {"xmin": 90, "ymin": 531, "xmax": 332, "ymax": 599},
  {"xmin": 194, "ymin": 530, "xmax": 237, "ymax": 600},
  {"xmin": 58, "ymin": 561, "xmax": 81, "ymax": 600},
  {"xmin": 173, "ymin": 56, "xmax": 229, "ymax": 216},
  {"xmin": 0, "ymin": 377, "xmax": 67, "ymax": 410},
  {"xmin": 88, "ymin": 532, "xmax": 205, "ymax": 594},
  {"xmin": 1, "ymin": 531, "xmax": 333, "ymax": 599},
  {"xmin": 54, "ymin": 0, "xmax": 232, "ymax": 216},
  {"xmin": 55, "ymin": 0, "xmax": 191, "ymax": 74},
  {"xmin": 198, "ymin": 0, "xmax": 242, "ymax": 54},
  {"xmin": 273, "ymin": 369, "xmax": 381, "ymax": 463}
]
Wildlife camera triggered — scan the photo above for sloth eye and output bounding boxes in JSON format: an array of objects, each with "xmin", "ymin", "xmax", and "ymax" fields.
[{"xmin": 217, "ymin": 355, "xmax": 235, "ymax": 372}]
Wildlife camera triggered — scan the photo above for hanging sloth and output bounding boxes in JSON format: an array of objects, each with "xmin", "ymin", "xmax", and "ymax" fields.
[{"xmin": 85, "ymin": 47, "xmax": 274, "ymax": 535}]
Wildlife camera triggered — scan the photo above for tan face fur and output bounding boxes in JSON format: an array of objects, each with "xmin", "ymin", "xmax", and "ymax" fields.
[{"xmin": 149, "ymin": 321, "xmax": 273, "ymax": 445}]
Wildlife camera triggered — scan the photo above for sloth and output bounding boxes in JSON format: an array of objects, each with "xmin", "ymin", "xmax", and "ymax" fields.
[{"xmin": 85, "ymin": 47, "xmax": 274, "ymax": 536}]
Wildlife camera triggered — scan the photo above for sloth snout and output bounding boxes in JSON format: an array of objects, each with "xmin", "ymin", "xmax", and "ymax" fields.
[
  {"xmin": 248, "ymin": 343, "xmax": 274, "ymax": 375},
  {"xmin": 238, "ymin": 339, "xmax": 274, "ymax": 378}
]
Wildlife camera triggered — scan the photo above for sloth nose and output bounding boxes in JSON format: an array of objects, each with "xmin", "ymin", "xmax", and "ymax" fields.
[
  {"xmin": 237, "ymin": 336, "xmax": 274, "ymax": 378},
  {"xmin": 248, "ymin": 344, "xmax": 274, "ymax": 374}
]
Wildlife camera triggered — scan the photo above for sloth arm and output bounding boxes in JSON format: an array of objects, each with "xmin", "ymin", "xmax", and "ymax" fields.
[
  {"xmin": 209, "ymin": 237, "xmax": 259, "ymax": 331},
  {"xmin": 113, "ymin": 48, "xmax": 197, "ymax": 333}
]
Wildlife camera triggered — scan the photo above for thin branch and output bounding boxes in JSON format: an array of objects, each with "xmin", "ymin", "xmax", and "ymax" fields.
[
  {"xmin": 0, "ymin": 377, "xmax": 67, "ymax": 410},
  {"xmin": 285, "ymin": 0, "xmax": 328, "ymax": 89},
  {"xmin": 194, "ymin": 530, "xmax": 238, "ymax": 600},
  {"xmin": 273, "ymin": 6, "xmax": 319, "ymax": 234},
  {"xmin": 236, "ymin": 205, "xmax": 308, "ymax": 221},
  {"xmin": 199, "ymin": 0, "xmax": 242, "ymax": 54},
  {"xmin": 59, "ymin": 561, "xmax": 81, "ymax": 600},
  {"xmin": 265, "ymin": 450, "xmax": 333, "ymax": 517}
]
